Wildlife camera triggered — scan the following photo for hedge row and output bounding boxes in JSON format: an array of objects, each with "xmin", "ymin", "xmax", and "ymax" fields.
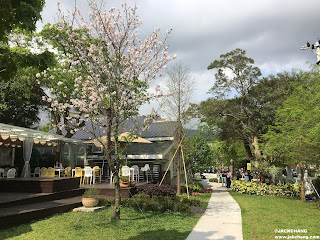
[
  {"xmin": 100, "ymin": 194, "xmax": 201, "ymax": 213},
  {"xmin": 137, "ymin": 183, "xmax": 205, "ymax": 196},
  {"xmin": 232, "ymin": 180, "xmax": 301, "ymax": 197}
]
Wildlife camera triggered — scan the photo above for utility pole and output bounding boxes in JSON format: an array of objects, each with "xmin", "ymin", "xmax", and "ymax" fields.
[{"xmin": 300, "ymin": 40, "xmax": 320, "ymax": 65}]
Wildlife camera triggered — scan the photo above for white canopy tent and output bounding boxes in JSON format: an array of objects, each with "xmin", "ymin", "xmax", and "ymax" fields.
[{"xmin": 0, "ymin": 123, "xmax": 85, "ymax": 177}]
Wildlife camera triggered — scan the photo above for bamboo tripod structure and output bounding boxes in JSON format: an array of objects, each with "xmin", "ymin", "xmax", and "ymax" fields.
[{"xmin": 159, "ymin": 134, "xmax": 190, "ymax": 198}]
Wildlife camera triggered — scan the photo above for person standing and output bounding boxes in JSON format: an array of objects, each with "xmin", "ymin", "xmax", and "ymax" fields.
[
  {"xmin": 226, "ymin": 168, "xmax": 231, "ymax": 188},
  {"xmin": 221, "ymin": 167, "xmax": 227, "ymax": 187},
  {"xmin": 216, "ymin": 170, "xmax": 221, "ymax": 186}
]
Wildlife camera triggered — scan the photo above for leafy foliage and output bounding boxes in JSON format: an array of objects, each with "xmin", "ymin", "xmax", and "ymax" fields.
[
  {"xmin": 0, "ymin": 0, "xmax": 44, "ymax": 42},
  {"xmin": 232, "ymin": 180, "xmax": 301, "ymax": 197},
  {"xmin": 182, "ymin": 182, "xmax": 204, "ymax": 193},
  {"xmin": 183, "ymin": 133, "xmax": 214, "ymax": 174},
  {"xmin": 263, "ymin": 70, "xmax": 320, "ymax": 167},
  {"xmin": 211, "ymin": 139, "xmax": 247, "ymax": 168},
  {"xmin": 0, "ymin": 67, "xmax": 43, "ymax": 127}
]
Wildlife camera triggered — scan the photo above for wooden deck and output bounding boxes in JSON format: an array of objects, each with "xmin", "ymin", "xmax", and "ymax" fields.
[
  {"xmin": 0, "ymin": 177, "xmax": 80, "ymax": 193},
  {"xmin": 82, "ymin": 181, "xmax": 147, "ymax": 198},
  {"xmin": 0, "ymin": 177, "xmax": 150, "ymax": 229}
]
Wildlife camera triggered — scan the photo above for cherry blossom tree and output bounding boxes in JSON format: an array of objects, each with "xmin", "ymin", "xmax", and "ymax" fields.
[{"xmin": 38, "ymin": 1, "xmax": 175, "ymax": 219}]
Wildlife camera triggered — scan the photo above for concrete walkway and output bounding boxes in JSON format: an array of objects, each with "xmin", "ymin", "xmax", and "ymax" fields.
[{"xmin": 186, "ymin": 175, "xmax": 243, "ymax": 240}]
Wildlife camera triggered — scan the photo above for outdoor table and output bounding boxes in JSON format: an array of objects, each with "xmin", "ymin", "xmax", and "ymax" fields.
[{"xmin": 54, "ymin": 168, "xmax": 65, "ymax": 177}]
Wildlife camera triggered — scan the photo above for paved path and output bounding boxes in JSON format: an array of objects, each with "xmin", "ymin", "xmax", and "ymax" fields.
[{"xmin": 186, "ymin": 175, "xmax": 243, "ymax": 240}]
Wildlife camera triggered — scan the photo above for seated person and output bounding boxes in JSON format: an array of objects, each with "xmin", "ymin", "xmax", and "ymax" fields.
[{"xmin": 54, "ymin": 161, "xmax": 63, "ymax": 169}]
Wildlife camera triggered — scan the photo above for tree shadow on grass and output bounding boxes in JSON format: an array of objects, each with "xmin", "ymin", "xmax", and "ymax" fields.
[
  {"xmin": 126, "ymin": 229, "xmax": 237, "ymax": 240},
  {"xmin": 0, "ymin": 223, "xmax": 33, "ymax": 239},
  {"xmin": 126, "ymin": 229, "xmax": 191, "ymax": 240}
]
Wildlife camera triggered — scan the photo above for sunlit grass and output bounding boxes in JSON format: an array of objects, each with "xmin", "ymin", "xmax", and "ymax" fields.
[
  {"xmin": 230, "ymin": 192, "xmax": 320, "ymax": 240},
  {"xmin": 0, "ymin": 193, "xmax": 211, "ymax": 240}
]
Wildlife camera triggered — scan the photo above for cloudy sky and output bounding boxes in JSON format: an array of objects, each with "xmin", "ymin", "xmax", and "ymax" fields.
[{"xmin": 37, "ymin": 0, "xmax": 320, "ymax": 117}]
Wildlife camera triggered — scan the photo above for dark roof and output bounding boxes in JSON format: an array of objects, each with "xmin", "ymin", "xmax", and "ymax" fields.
[
  {"xmin": 52, "ymin": 117, "xmax": 178, "ymax": 140},
  {"xmin": 119, "ymin": 141, "xmax": 174, "ymax": 156}
]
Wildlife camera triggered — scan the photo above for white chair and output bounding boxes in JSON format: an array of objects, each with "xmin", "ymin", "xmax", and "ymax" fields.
[
  {"xmin": 82, "ymin": 167, "xmax": 94, "ymax": 185},
  {"xmin": 31, "ymin": 167, "xmax": 40, "ymax": 177},
  {"xmin": 7, "ymin": 168, "xmax": 16, "ymax": 178},
  {"xmin": 121, "ymin": 166, "xmax": 130, "ymax": 177},
  {"xmin": 141, "ymin": 164, "xmax": 152, "ymax": 182},
  {"xmin": 132, "ymin": 165, "xmax": 140, "ymax": 182}
]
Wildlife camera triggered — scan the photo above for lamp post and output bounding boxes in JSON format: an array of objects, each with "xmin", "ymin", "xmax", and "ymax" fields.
[{"xmin": 300, "ymin": 40, "xmax": 320, "ymax": 65}]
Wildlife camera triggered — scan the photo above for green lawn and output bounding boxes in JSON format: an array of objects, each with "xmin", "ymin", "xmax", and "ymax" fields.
[
  {"xmin": 230, "ymin": 192, "xmax": 320, "ymax": 240},
  {"xmin": 0, "ymin": 194, "xmax": 211, "ymax": 240}
]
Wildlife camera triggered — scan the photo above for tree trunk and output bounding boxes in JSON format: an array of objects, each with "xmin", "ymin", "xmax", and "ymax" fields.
[
  {"xmin": 230, "ymin": 159, "xmax": 235, "ymax": 180},
  {"xmin": 243, "ymin": 139, "xmax": 254, "ymax": 161},
  {"xmin": 54, "ymin": 142, "xmax": 62, "ymax": 163},
  {"xmin": 252, "ymin": 135, "xmax": 264, "ymax": 160},
  {"xmin": 300, "ymin": 166, "xmax": 306, "ymax": 202},
  {"xmin": 104, "ymin": 108, "xmax": 121, "ymax": 219},
  {"xmin": 112, "ymin": 173, "xmax": 121, "ymax": 219}
]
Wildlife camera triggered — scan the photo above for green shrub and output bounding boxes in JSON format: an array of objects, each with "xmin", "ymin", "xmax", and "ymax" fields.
[
  {"xmin": 99, "ymin": 198, "xmax": 115, "ymax": 207},
  {"xmin": 181, "ymin": 197, "xmax": 201, "ymax": 207},
  {"xmin": 82, "ymin": 188, "xmax": 100, "ymax": 198},
  {"xmin": 232, "ymin": 180, "xmax": 301, "ymax": 197},
  {"xmin": 183, "ymin": 182, "xmax": 203, "ymax": 193},
  {"xmin": 100, "ymin": 194, "xmax": 199, "ymax": 213}
]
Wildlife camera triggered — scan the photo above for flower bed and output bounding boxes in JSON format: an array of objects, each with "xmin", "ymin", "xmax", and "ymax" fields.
[{"xmin": 232, "ymin": 180, "xmax": 301, "ymax": 197}]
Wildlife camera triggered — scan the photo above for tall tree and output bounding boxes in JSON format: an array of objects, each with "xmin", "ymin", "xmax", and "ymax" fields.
[
  {"xmin": 196, "ymin": 49, "xmax": 301, "ymax": 165},
  {"xmin": 41, "ymin": 1, "xmax": 175, "ymax": 219},
  {"xmin": 205, "ymin": 48, "xmax": 262, "ymax": 160},
  {"xmin": 0, "ymin": 31, "xmax": 55, "ymax": 127},
  {"xmin": 263, "ymin": 69, "xmax": 320, "ymax": 201},
  {"xmin": 0, "ymin": 0, "xmax": 49, "ymax": 80},
  {"xmin": 161, "ymin": 62, "xmax": 195, "ymax": 194},
  {"xmin": 0, "ymin": 67, "xmax": 43, "ymax": 127},
  {"xmin": 0, "ymin": 1, "xmax": 56, "ymax": 127},
  {"xmin": 0, "ymin": 0, "xmax": 44, "ymax": 42}
]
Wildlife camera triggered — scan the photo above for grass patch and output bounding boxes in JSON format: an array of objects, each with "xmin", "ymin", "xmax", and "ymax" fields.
[
  {"xmin": 0, "ymin": 194, "xmax": 211, "ymax": 240},
  {"xmin": 230, "ymin": 192, "xmax": 320, "ymax": 240}
]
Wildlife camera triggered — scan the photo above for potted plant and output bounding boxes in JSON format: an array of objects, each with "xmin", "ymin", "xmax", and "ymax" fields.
[
  {"xmin": 120, "ymin": 175, "xmax": 129, "ymax": 187},
  {"xmin": 129, "ymin": 180, "xmax": 136, "ymax": 187},
  {"xmin": 82, "ymin": 188, "xmax": 100, "ymax": 207}
]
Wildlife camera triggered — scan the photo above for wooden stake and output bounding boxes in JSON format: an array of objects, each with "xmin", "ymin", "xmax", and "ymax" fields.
[
  {"xmin": 181, "ymin": 147, "xmax": 189, "ymax": 199},
  {"xmin": 159, "ymin": 135, "xmax": 185, "ymax": 186}
]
